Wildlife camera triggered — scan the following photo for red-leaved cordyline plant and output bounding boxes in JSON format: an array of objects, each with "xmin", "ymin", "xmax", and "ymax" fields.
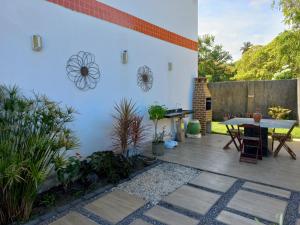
[
  {"xmin": 112, "ymin": 99, "xmax": 137, "ymax": 156},
  {"xmin": 111, "ymin": 99, "xmax": 147, "ymax": 157},
  {"xmin": 130, "ymin": 115, "xmax": 148, "ymax": 155}
]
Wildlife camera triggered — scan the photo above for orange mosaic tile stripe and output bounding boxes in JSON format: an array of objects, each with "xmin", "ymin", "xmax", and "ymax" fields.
[{"xmin": 47, "ymin": 0, "xmax": 198, "ymax": 51}]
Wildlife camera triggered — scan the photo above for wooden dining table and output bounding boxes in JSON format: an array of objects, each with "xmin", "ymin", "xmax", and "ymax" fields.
[{"xmin": 221, "ymin": 118, "xmax": 297, "ymax": 159}]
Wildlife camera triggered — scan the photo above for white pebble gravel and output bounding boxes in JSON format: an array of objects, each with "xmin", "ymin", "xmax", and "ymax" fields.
[{"xmin": 115, "ymin": 162, "xmax": 200, "ymax": 204}]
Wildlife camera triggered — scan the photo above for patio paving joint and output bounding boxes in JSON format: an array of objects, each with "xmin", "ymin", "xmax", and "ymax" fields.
[
  {"xmin": 187, "ymin": 183, "xmax": 225, "ymax": 195},
  {"xmin": 283, "ymin": 191, "xmax": 300, "ymax": 225},
  {"xmin": 140, "ymin": 215, "xmax": 168, "ymax": 225},
  {"xmin": 75, "ymin": 207, "xmax": 112, "ymax": 225},
  {"xmin": 241, "ymin": 187, "xmax": 290, "ymax": 201},
  {"xmin": 224, "ymin": 208, "xmax": 276, "ymax": 225},
  {"xmin": 158, "ymin": 201, "xmax": 204, "ymax": 220},
  {"xmin": 117, "ymin": 203, "xmax": 155, "ymax": 225},
  {"xmin": 199, "ymin": 179, "xmax": 245, "ymax": 224}
]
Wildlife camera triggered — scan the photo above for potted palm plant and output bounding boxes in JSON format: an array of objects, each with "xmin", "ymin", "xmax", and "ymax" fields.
[{"xmin": 148, "ymin": 104, "xmax": 167, "ymax": 156}]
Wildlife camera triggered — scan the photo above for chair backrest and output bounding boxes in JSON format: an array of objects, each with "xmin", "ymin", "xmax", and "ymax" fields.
[{"xmin": 238, "ymin": 124, "xmax": 262, "ymax": 139}]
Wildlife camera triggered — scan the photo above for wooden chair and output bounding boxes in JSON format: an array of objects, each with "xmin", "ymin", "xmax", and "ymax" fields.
[
  {"xmin": 238, "ymin": 124, "xmax": 262, "ymax": 164},
  {"xmin": 271, "ymin": 130, "xmax": 296, "ymax": 159},
  {"xmin": 223, "ymin": 125, "xmax": 243, "ymax": 151}
]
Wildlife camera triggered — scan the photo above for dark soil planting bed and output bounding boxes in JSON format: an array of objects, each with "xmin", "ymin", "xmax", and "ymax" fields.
[{"xmin": 22, "ymin": 154, "xmax": 158, "ymax": 225}]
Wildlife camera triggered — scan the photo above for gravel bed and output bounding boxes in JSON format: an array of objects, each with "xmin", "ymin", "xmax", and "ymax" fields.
[{"xmin": 115, "ymin": 162, "xmax": 200, "ymax": 204}]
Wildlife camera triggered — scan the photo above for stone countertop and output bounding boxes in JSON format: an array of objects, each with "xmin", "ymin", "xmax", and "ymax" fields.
[{"xmin": 164, "ymin": 109, "xmax": 194, "ymax": 118}]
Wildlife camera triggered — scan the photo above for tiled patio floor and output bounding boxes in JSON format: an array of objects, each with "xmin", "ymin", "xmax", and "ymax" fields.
[
  {"xmin": 46, "ymin": 169, "xmax": 300, "ymax": 225},
  {"xmin": 155, "ymin": 134, "xmax": 300, "ymax": 191},
  {"xmin": 39, "ymin": 134, "xmax": 300, "ymax": 225}
]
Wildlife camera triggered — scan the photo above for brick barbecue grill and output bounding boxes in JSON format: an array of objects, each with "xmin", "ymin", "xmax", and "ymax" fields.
[{"xmin": 192, "ymin": 77, "xmax": 212, "ymax": 135}]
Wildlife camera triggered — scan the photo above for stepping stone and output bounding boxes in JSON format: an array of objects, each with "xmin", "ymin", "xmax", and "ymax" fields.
[
  {"xmin": 130, "ymin": 219, "xmax": 152, "ymax": 225},
  {"xmin": 216, "ymin": 210, "xmax": 258, "ymax": 225},
  {"xmin": 228, "ymin": 190, "xmax": 287, "ymax": 223},
  {"xmin": 85, "ymin": 190, "xmax": 145, "ymax": 224},
  {"xmin": 189, "ymin": 172, "xmax": 236, "ymax": 192},
  {"xmin": 243, "ymin": 182, "xmax": 291, "ymax": 198},
  {"xmin": 164, "ymin": 185, "xmax": 220, "ymax": 215},
  {"xmin": 49, "ymin": 211, "xmax": 98, "ymax": 225},
  {"xmin": 144, "ymin": 206, "xmax": 198, "ymax": 225}
]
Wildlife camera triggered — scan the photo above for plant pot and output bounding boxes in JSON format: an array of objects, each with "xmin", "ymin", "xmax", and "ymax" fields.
[
  {"xmin": 187, "ymin": 120, "xmax": 201, "ymax": 135},
  {"xmin": 152, "ymin": 142, "xmax": 164, "ymax": 156},
  {"xmin": 253, "ymin": 112, "xmax": 262, "ymax": 123}
]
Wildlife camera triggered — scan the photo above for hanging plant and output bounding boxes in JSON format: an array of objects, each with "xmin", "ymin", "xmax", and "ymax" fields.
[
  {"xmin": 137, "ymin": 65, "xmax": 153, "ymax": 92},
  {"xmin": 66, "ymin": 51, "xmax": 101, "ymax": 91}
]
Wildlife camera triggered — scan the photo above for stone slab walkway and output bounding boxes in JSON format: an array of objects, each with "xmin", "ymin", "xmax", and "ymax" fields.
[{"xmin": 29, "ymin": 164, "xmax": 300, "ymax": 225}]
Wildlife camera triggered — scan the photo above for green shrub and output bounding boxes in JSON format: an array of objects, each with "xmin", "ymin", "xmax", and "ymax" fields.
[
  {"xmin": 268, "ymin": 106, "xmax": 292, "ymax": 119},
  {"xmin": 39, "ymin": 193, "xmax": 56, "ymax": 207},
  {"xmin": 54, "ymin": 155, "xmax": 81, "ymax": 191},
  {"xmin": 0, "ymin": 85, "xmax": 78, "ymax": 224},
  {"xmin": 79, "ymin": 158, "xmax": 96, "ymax": 187},
  {"xmin": 88, "ymin": 151, "xmax": 131, "ymax": 184},
  {"xmin": 272, "ymin": 65, "xmax": 293, "ymax": 80}
]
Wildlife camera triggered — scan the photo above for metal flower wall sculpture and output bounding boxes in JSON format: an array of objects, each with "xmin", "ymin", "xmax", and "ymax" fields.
[
  {"xmin": 66, "ymin": 51, "xmax": 101, "ymax": 91},
  {"xmin": 137, "ymin": 65, "xmax": 153, "ymax": 92}
]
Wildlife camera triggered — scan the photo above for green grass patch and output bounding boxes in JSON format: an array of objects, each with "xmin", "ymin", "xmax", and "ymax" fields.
[{"xmin": 212, "ymin": 121, "xmax": 300, "ymax": 139}]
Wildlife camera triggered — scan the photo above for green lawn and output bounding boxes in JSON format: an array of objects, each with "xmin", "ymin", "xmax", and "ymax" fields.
[{"xmin": 212, "ymin": 121, "xmax": 300, "ymax": 139}]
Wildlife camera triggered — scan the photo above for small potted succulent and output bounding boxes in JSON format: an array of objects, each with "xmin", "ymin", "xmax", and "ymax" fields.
[{"xmin": 148, "ymin": 104, "xmax": 167, "ymax": 156}]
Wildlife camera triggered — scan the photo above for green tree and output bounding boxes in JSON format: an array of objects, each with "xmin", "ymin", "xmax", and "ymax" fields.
[
  {"xmin": 273, "ymin": 0, "xmax": 300, "ymax": 29},
  {"xmin": 198, "ymin": 34, "xmax": 235, "ymax": 82},
  {"xmin": 234, "ymin": 30, "xmax": 300, "ymax": 80},
  {"xmin": 240, "ymin": 41, "xmax": 253, "ymax": 54}
]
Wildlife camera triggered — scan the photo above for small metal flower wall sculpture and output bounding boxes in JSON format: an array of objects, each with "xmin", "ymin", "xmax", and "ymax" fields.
[
  {"xmin": 66, "ymin": 51, "xmax": 101, "ymax": 91},
  {"xmin": 137, "ymin": 65, "xmax": 153, "ymax": 92}
]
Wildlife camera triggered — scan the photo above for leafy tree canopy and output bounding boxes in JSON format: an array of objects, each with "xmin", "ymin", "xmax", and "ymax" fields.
[
  {"xmin": 198, "ymin": 34, "xmax": 236, "ymax": 82},
  {"xmin": 273, "ymin": 0, "xmax": 300, "ymax": 29},
  {"xmin": 234, "ymin": 30, "xmax": 300, "ymax": 80}
]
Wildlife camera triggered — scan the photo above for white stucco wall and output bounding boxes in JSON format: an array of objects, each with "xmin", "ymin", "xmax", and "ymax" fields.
[
  {"xmin": 98, "ymin": 0, "xmax": 198, "ymax": 40},
  {"xmin": 0, "ymin": 0, "xmax": 198, "ymax": 156}
]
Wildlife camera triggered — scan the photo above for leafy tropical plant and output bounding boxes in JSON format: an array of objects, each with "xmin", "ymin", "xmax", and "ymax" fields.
[
  {"xmin": 268, "ymin": 106, "xmax": 292, "ymax": 119},
  {"xmin": 88, "ymin": 151, "xmax": 131, "ymax": 184},
  {"xmin": 148, "ymin": 104, "xmax": 167, "ymax": 144},
  {"xmin": 241, "ymin": 41, "xmax": 253, "ymax": 54},
  {"xmin": 0, "ymin": 85, "xmax": 78, "ymax": 224},
  {"xmin": 54, "ymin": 154, "xmax": 81, "ymax": 191},
  {"xmin": 112, "ymin": 99, "xmax": 137, "ymax": 156}
]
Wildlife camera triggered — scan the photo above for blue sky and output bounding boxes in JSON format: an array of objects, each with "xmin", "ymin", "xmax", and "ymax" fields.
[{"xmin": 198, "ymin": 0, "xmax": 286, "ymax": 60}]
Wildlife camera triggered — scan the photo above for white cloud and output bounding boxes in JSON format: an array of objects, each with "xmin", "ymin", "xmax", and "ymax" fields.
[
  {"xmin": 249, "ymin": 0, "xmax": 271, "ymax": 7},
  {"xmin": 198, "ymin": 0, "xmax": 286, "ymax": 60}
]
